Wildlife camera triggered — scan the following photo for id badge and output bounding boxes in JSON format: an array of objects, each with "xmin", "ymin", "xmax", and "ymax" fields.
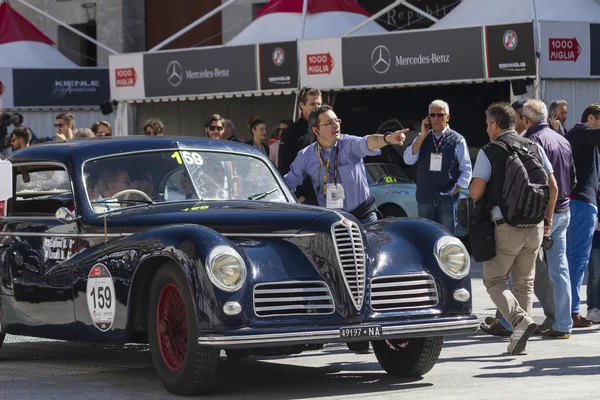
[
  {"xmin": 430, "ymin": 153, "xmax": 443, "ymax": 172},
  {"xmin": 326, "ymin": 184, "xmax": 345, "ymax": 209}
]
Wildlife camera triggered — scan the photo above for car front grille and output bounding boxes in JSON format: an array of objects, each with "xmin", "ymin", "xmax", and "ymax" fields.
[
  {"xmin": 331, "ymin": 220, "xmax": 366, "ymax": 310},
  {"xmin": 370, "ymin": 274, "xmax": 439, "ymax": 311},
  {"xmin": 253, "ymin": 281, "xmax": 335, "ymax": 317}
]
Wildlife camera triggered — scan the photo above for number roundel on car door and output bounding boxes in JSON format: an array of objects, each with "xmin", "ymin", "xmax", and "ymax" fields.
[{"xmin": 86, "ymin": 263, "xmax": 116, "ymax": 332}]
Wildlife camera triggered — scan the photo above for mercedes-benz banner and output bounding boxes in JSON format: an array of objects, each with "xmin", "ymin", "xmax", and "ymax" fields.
[
  {"xmin": 143, "ymin": 45, "xmax": 258, "ymax": 97},
  {"xmin": 341, "ymin": 27, "xmax": 485, "ymax": 87}
]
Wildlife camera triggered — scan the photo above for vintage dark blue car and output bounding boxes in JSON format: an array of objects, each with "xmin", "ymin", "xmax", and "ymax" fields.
[{"xmin": 0, "ymin": 137, "xmax": 478, "ymax": 396}]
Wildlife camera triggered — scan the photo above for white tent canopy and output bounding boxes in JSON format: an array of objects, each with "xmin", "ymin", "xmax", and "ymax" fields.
[
  {"xmin": 0, "ymin": 2, "xmax": 76, "ymax": 68},
  {"xmin": 431, "ymin": 0, "xmax": 600, "ymax": 28},
  {"xmin": 226, "ymin": 0, "xmax": 386, "ymax": 46}
]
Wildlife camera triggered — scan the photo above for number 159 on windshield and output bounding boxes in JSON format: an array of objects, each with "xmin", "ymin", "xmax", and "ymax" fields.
[{"xmin": 171, "ymin": 151, "xmax": 204, "ymax": 166}]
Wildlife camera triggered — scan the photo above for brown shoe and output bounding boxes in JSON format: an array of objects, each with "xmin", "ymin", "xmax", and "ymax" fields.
[
  {"xmin": 480, "ymin": 321, "xmax": 512, "ymax": 337},
  {"xmin": 572, "ymin": 313, "xmax": 593, "ymax": 328},
  {"xmin": 484, "ymin": 316, "xmax": 499, "ymax": 325},
  {"xmin": 534, "ymin": 325, "xmax": 551, "ymax": 335},
  {"xmin": 540, "ymin": 328, "xmax": 571, "ymax": 339}
]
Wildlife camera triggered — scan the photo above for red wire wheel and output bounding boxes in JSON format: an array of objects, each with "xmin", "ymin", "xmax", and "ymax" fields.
[{"xmin": 156, "ymin": 283, "xmax": 188, "ymax": 371}]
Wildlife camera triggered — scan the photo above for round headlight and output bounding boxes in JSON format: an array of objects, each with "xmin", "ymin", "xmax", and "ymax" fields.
[
  {"xmin": 434, "ymin": 236, "xmax": 470, "ymax": 279},
  {"xmin": 206, "ymin": 246, "xmax": 247, "ymax": 292}
]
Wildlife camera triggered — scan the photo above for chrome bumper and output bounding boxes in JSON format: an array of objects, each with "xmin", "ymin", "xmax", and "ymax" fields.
[{"xmin": 197, "ymin": 317, "xmax": 479, "ymax": 349}]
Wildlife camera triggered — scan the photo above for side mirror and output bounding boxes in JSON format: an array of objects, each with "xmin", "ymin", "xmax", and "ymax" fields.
[{"xmin": 55, "ymin": 207, "xmax": 80, "ymax": 224}]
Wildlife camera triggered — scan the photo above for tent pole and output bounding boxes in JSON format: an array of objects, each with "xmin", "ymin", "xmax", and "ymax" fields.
[
  {"xmin": 344, "ymin": 0, "xmax": 406, "ymax": 36},
  {"xmin": 532, "ymin": 0, "xmax": 542, "ymax": 100},
  {"xmin": 150, "ymin": 0, "xmax": 238, "ymax": 51},
  {"xmin": 300, "ymin": 0, "xmax": 309, "ymax": 39},
  {"xmin": 16, "ymin": 0, "xmax": 120, "ymax": 55}
]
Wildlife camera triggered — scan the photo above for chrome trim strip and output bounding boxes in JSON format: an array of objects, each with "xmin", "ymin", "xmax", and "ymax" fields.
[
  {"xmin": 222, "ymin": 233, "xmax": 315, "ymax": 238},
  {"xmin": 0, "ymin": 231, "xmax": 315, "ymax": 239},
  {"xmin": 1, "ymin": 217, "xmax": 58, "ymax": 221},
  {"xmin": 197, "ymin": 319, "xmax": 480, "ymax": 346},
  {"xmin": 0, "ymin": 232, "xmax": 126, "ymax": 238}
]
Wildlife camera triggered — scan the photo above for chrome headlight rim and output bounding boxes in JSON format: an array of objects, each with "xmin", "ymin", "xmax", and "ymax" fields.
[
  {"xmin": 434, "ymin": 236, "xmax": 470, "ymax": 280},
  {"xmin": 205, "ymin": 245, "xmax": 247, "ymax": 292}
]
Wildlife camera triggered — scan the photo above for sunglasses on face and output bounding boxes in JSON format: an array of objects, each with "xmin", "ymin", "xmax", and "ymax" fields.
[
  {"xmin": 208, "ymin": 126, "xmax": 224, "ymax": 132},
  {"xmin": 429, "ymin": 113, "xmax": 446, "ymax": 119},
  {"xmin": 55, "ymin": 123, "xmax": 65, "ymax": 128}
]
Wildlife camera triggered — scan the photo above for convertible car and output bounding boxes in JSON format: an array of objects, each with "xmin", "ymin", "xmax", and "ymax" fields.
[{"xmin": 0, "ymin": 137, "xmax": 478, "ymax": 396}]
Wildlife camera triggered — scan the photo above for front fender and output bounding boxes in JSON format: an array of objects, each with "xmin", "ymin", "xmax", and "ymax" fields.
[
  {"xmin": 365, "ymin": 218, "xmax": 472, "ymax": 314},
  {"xmin": 125, "ymin": 224, "xmax": 238, "ymax": 333}
]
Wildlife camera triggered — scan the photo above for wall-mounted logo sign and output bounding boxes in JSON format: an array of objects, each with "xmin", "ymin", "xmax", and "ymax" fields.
[
  {"xmin": 371, "ymin": 45, "xmax": 391, "ymax": 74},
  {"xmin": 307, "ymin": 53, "xmax": 335, "ymax": 75},
  {"xmin": 115, "ymin": 67, "xmax": 137, "ymax": 87},
  {"xmin": 503, "ymin": 30, "xmax": 518, "ymax": 51},
  {"xmin": 272, "ymin": 47, "xmax": 285, "ymax": 66},
  {"xmin": 166, "ymin": 60, "xmax": 183, "ymax": 87},
  {"xmin": 258, "ymin": 41, "xmax": 298, "ymax": 90},
  {"xmin": 549, "ymin": 38, "xmax": 581, "ymax": 62}
]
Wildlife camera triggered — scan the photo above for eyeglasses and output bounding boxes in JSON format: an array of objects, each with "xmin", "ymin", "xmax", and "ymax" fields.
[
  {"xmin": 54, "ymin": 123, "xmax": 65, "ymax": 128},
  {"xmin": 208, "ymin": 126, "xmax": 224, "ymax": 132},
  {"xmin": 277, "ymin": 127, "xmax": 287, "ymax": 132},
  {"xmin": 429, "ymin": 113, "xmax": 446, "ymax": 119},
  {"xmin": 96, "ymin": 132, "xmax": 112, "ymax": 137},
  {"xmin": 319, "ymin": 118, "xmax": 342, "ymax": 128}
]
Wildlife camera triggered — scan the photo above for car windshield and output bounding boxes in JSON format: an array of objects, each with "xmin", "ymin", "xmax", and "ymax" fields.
[
  {"xmin": 365, "ymin": 163, "xmax": 413, "ymax": 185},
  {"xmin": 83, "ymin": 150, "xmax": 287, "ymax": 213}
]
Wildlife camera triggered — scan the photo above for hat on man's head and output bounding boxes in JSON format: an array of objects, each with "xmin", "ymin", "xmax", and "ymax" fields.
[{"xmin": 511, "ymin": 100, "xmax": 526, "ymax": 110}]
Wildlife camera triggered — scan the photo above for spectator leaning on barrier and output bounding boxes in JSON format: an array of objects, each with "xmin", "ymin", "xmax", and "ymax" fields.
[
  {"xmin": 284, "ymin": 105, "xmax": 407, "ymax": 224},
  {"xmin": 521, "ymin": 99, "xmax": 577, "ymax": 339},
  {"xmin": 470, "ymin": 102, "xmax": 558, "ymax": 355},
  {"xmin": 565, "ymin": 103, "xmax": 600, "ymax": 327},
  {"xmin": 402, "ymin": 99, "xmax": 472, "ymax": 234}
]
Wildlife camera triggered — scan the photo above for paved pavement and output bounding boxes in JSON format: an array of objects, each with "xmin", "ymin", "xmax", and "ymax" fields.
[{"xmin": 0, "ymin": 258, "xmax": 598, "ymax": 399}]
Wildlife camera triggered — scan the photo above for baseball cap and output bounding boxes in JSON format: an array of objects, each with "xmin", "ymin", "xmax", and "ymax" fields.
[{"xmin": 511, "ymin": 100, "xmax": 526, "ymax": 110}]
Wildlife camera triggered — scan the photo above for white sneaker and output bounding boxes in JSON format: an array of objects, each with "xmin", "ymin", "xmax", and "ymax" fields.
[
  {"xmin": 587, "ymin": 308, "xmax": 600, "ymax": 323},
  {"xmin": 507, "ymin": 316, "xmax": 536, "ymax": 355}
]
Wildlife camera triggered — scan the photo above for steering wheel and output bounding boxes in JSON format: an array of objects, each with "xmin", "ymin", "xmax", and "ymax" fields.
[{"xmin": 112, "ymin": 189, "xmax": 153, "ymax": 202}]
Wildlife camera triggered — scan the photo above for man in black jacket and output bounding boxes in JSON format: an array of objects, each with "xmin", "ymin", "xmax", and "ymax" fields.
[
  {"xmin": 565, "ymin": 103, "xmax": 600, "ymax": 328},
  {"xmin": 278, "ymin": 87, "xmax": 322, "ymax": 205}
]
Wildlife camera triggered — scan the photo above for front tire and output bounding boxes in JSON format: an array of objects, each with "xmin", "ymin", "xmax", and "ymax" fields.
[
  {"xmin": 148, "ymin": 264, "xmax": 220, "ymax": 395},
  {"xmin": 372, "ymin": 336, "xmax": 444, "ymax": 377}
]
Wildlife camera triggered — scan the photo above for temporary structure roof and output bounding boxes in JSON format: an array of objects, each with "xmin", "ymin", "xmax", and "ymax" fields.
[
  {"xmin": 226, "ymin": 0, "xmax": 387, "ymax": 46},
  {"xmin": 0, "ymin": 2, "xmax": 77, "ymax": 68},
  {"xmin": 431, "ymin": 0, "xmax": 600, "ymax": 29}
]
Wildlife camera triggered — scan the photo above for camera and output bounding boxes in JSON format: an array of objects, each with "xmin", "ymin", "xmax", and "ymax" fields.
[{"xmin": 541, "ymin": 235, "xmax": 553, "ymax": 250}]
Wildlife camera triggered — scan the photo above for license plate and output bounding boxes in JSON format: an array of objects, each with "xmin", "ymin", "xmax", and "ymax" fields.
[{"xmin": 339, "ymin": 325, "xmax": 382, "ymax": 339}]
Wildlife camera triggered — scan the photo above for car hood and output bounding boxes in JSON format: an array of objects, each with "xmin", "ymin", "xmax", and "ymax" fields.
[{"xmin": 87, "ymin": 201, "xmax": 335, "ymax": 235}]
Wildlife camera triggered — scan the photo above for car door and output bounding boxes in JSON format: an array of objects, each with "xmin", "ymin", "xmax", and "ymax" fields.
[{"xmin": 0, "ymin": 162, "xmax": 79, "ymax": 340}]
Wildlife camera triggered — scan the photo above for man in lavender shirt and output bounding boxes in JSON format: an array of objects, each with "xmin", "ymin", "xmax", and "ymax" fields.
[{"xmin": 284, "ymin": 105, "xmax": 407, "ymax": 224}]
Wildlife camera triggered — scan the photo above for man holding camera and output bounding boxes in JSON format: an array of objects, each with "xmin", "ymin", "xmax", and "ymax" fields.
[
  {"xmin": 403, "ymin": 100, "xmax": 471, "ymax": 234},
  {"xmin": 521, "ymin": 99, "xmax": 576, "ymax": 338}
]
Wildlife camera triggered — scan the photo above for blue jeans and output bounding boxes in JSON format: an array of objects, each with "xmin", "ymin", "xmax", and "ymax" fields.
[
  {"xmin": 588, "ymin": 247, "xmax": 600, "ymax": 310},
  {"xmin": 545, "ymin": 211, "xmax": 572, "ymax": 332},
  {"xmin": 418, "ymin": 195, "xmax": 458, "ymax": 234},
  {"xmin": 566, "ymin": 200, "xmax": 597, "ymax": 314}
]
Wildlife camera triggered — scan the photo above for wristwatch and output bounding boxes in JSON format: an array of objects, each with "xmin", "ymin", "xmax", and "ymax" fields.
[{"xmin": 383, "ymin": 131, "xmax": 392, "ymax": 144}]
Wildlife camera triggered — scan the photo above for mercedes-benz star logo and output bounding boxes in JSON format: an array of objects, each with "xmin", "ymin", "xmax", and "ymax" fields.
[
  {"xmin": 371, "ymin": 45, "xmax": 391, "ymax": 74},
  {"xmin": 166, "ymin": 60, "xmax": 183, "ymax": 87}
]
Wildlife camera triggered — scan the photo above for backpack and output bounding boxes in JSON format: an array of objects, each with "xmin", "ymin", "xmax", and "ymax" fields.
[{"xmin": 491, "ymin": 136, "xmax": 550, "ymax": 227}]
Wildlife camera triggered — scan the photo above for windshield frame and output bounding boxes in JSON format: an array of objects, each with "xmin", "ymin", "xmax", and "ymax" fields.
[{"xmin": 80, "ymin": 148, "xmax": 295, "ymax": 214}]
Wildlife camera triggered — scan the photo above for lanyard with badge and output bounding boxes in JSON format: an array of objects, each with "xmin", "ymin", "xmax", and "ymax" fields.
[
  {"xmin": 430, "ymin": 130, "xmax": 446, "ymax": 172},
  {"xmin": 317, "ymin": 143, "xmax": 344, "ymax": 209}
]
